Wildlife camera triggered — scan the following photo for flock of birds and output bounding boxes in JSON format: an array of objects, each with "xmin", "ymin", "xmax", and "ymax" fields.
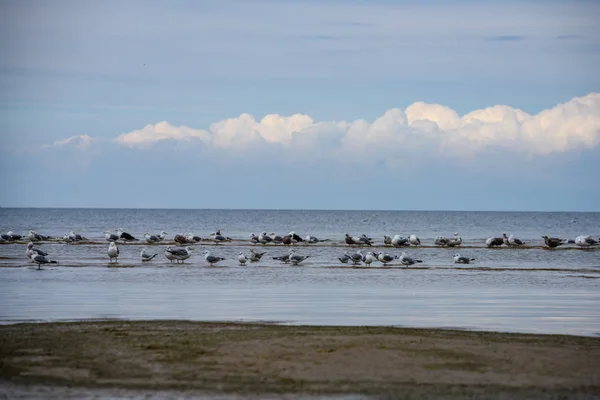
[{"xmin": 4, "ymin": 228, "xmax": 599, "ymax": 270}]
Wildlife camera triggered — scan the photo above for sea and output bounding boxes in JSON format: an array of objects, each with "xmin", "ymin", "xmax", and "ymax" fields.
[{"xmin": 1, "ymin": 208, "xmax": 599, "ymax": 336}]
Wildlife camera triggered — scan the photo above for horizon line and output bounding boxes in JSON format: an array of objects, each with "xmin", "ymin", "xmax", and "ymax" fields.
[{"xmin": 0, "ymin": 206, "xmax": 598, "ymax": 213}]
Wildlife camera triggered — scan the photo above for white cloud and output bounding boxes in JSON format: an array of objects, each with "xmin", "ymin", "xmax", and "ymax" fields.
[
  {"xmin": 113, "ymin": 121, "xmax": 210, "ymax": 148},
  {"xmin": 44, "ymin": 134, "xmax": 93, "ymax": 150},
  {"xmin": 51, "ymin": 93, "xmax": 600, "ymax": 160}
]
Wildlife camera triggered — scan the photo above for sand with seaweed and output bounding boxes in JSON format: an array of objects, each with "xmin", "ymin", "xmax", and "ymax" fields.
[{"xmin": 1, "ymin": 321, "xmax": 599, "ymax": 399}]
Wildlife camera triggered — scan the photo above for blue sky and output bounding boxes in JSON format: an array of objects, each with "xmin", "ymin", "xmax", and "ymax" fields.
[{"xmin": 1, "ymin": 0, "xmax": 599, "ymax": 211}]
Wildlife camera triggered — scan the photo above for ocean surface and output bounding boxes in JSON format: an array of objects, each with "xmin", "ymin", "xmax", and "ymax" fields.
[{"xmin": 1, "ymin": 208, "xmax": 599, "ymax": 336}]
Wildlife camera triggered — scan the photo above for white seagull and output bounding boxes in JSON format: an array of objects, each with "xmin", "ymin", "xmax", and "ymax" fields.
[
  {"xmin": 107, "ymin": 241, "xmax": 120, "ymax": 263},
  {"xmin": 238, "ymin": 252, "xmax": 248, "ymax": 265}
]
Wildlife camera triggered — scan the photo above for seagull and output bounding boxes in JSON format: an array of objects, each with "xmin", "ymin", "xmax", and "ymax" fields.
[
  {"xmin": 174, "ymin": 234, "xmax": 188, "ymax": 245},
  {"xmin": 338, "ymin": 254, "xmax": 351, "ymax": 264},
  {"xmin": 454, "ymin": 253, "xmax": 475, "ymax": 264},
  {"xmin": 237, "ymin": 252, "xmax": 248, "ymax": 265},
  {"xmin": 273, "ymin": 254, "xmax": 291, "ymax": 263},
  {"xmin": 408, "ymin": 234, "xmax": 421, "ymax": 246},
  {"xmin": 117, "ymin": 228, "xmax": 138, "ymax": 243},
  {"xmin": 542, "ymin": 235, "xmax": 565, "ymax": 249},
  {"xmin": 203, "ymin": 250, "xmax": 225, "ymax": 266},
  {"xmin": 31, "ymin": 253, "xmax": 57, "ymax": 269},
  {"xmin": 269, "ymin": 233, "xmax": 284, "ymax": 244},
  {"xmin": 249, "ymin": 233, "xmax": 260, "ymax": 244},
  {"xmin": 383, "ymin": 235, "xmax": 392, "ymax": 246},
  {"xmin": 140, "ymin": 248, "xmax": 158, "ymax": 262},
  {"xmin": 157, "ymin": 231, "xmax": 168, "ymax": 242},
  {"xmin": 107, "ymin": 241, "xmax": 120, "ymax": 263},
  {"xmin": 376, "ymin": 252, "xmax": 398, "ymax": 266},
  {"xmin": 391, "ymin": 235, "xmax": 410, "ymax": 247},
  {"xmin": 63, "ymin": 233, "xmax": 74, "ymax": 245},
  {"xmin": 7, "ymin": 231, "xmax": 23, "ymax": 240},
  {"xmin": 164, "ymin": 246, "xmax": 193, "ymax": 263},
  {"xmin": 575, "ymin": 235, "xmax": 599, "ymax": 248},
  {"xmin": 305, "ymin": 235, "xmax": 329, "ymax": 243},
  {"xmin": 349, "ymin": 250, "xmax": 364, "ymax": 265},
  {"xmin": 505, "ymin": 233, "xmax": 525, "ymax": 246},
  {"xmin": 0, "ymin": 232, "xmax": 12, "ymax": 241},
  {"xmin": 144, "ymin": 232, "xmax": 161, "ymax": 244},
  {"xmin": 249, "ymin": 248, "xmax": 266, "ymax": 262},
  {"xmin": 447, "ymin": 232, "xmax": 462, "ymax": 247},
  {"xmin": 104, "ymin": 230, "xmax": 120, "ymax": 242},
  {"xmin": 185, "ymin": 233, "xmax": 201, "ymax": 243},
  {"xmin": 258, "ymin": 232, "xmax": 273, "ymax": 245},
  {"xmin": 289, "ymin": 231, "xmax": 304, "ymax": 243},
  {"xmin": 344, "ymin": 234, "xmax": 356, "ymax": 246},
  {"xmin": 288, "ymin": 249, "xmax": 310, "ymax": 265},
  {"xmin": 434, "ymin": 236, "xmax": 450, "ymax": 246},
  {"xmin": 351, "ymin": 234, "xmax": 372, "ymax": 246},
  {"xmin": 211, "ymin": 231, "xmax": 230, "ymax": 244},
  {"xmin": 26, "ymin": 242, "xmax": 48, "ymax": 260},
  {"xmin": 28, "ymin": 230, "xmax": 49, "ymax": 242},
  {"xmin": 486, "ymin": 236, "xmax": 504, "ymax": 247},
  {"xmin": 399, "ymin": 252, "xmax": 423, "ymax": 266},
  {"xmin": 68, "ymin": 231, "xmax": 86, "ymax": 242},
  {"xmin": 363, "ymin": 252, "xmax": 376, "ymax": 267}
]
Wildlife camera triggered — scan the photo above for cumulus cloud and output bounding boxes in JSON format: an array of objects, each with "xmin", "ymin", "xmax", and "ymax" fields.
[
  {"xmin": 44, "ymin": 134, "xmax": 93, "ymax": 150},
  {"xmin": 51, "ymin": 93, "xmax": 600, "ymax": 160},
  {"xmin": 113, "ymin": 121, "xmax": 210, "ymax": 148}
]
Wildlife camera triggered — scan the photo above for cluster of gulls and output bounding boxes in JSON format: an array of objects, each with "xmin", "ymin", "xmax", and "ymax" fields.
[{"xmin": 8, "ymin": 228, "xmax": 600, "ymax": 269}]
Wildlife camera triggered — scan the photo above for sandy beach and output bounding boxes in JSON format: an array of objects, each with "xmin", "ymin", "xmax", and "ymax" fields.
[{"xmin": 1, "ymin": 321, "xmax": 599, "ymax": 399}]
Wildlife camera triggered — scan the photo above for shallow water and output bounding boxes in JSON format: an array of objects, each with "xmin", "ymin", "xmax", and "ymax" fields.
[{"xmin": 1, "ymin": 208, "xmax": 599, "ymax": 336}]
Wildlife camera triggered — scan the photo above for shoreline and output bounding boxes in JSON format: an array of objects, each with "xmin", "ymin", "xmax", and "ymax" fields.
[{"xmin": 1, "ymin": 320, "xmax": 599, "ymax": 399}]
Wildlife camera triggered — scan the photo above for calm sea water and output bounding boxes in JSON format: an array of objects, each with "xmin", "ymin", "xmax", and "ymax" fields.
[{"xmin": 1, "ymin": 208, "xmax": 599, "ymax": 336}]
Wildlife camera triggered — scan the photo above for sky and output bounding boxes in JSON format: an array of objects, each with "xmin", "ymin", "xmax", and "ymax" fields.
[{"xmin": 0, "ymin": 0, "xmax": 599, "ymax": 211}]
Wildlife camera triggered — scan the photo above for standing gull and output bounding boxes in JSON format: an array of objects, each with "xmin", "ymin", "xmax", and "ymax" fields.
[
  {"xmin": 338, "ymin": 254, "xmax": 351, "ymax": 264},
  {"xmin": 249, "ymin": 248, "xmax": 266, "ymax": 262},
  {"xmin": 454, "ymin": 253, "xmax": 475, "ymax": 264},
  {"xmin": 505, "ymin": 233, "xmax": 525, "ymax": 246},
  {"xmin": 238, "ymin": 252, "xmax": 248, "ymax": 265},
  {"xmin": 140, "ymin": 248, "xmax": 158, "ymax": 262},
  {"xmin": 26, "ymin": 242, "xmax": 48, "ymax": 260},
  {"xmin": 542, "ymin": 235, "xmax": 565, "ymax": 249},
  {"xmin": 288, "ymin": 249, "xmax": 310, "ymax": 265},
  {"xmin": 107, "ymin": 242, "xmax": 120, "ymax": 263},
  {"xmin": 363, "ymin": 252, "xmax": 376, "ymax": 267},
  {"xmin": 434, "ymin": 236, "xmax": 450, "ymax": 247},
  {"xmin": 399, "ymin": 252, "xmax": 423, "ymax": 267},
  {"xmin": 31, "ymin": 253, "xmax": 57, "ymax": 269},
  {"xmin": 273, "ymin": 253, "xmax": 291, "ymax": 263},
  {"xmin": 376, "ymin": 252, "xmax": 398, "ymax": 266},
  {"xmin": 349, "ymin": 250, "xmax": 365, "ymax": 265},
  {"xmin": 164, "ymin": 246, "xmax": 193, "ymax": 263},
  {"xmin": 203, "ymin": 250, "xmax": 225, "ymax": 266}
]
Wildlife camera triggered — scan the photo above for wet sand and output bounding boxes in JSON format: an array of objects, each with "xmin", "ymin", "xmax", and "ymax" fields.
[{"xmin": 1, "ymin": 321, "xmax": 599, "ymax": 399}]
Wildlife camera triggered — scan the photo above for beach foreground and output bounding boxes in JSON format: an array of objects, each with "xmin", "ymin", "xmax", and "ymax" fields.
[{"xmin": 1, "ymin": 321, "xmax": 599, "ymax": 399}]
